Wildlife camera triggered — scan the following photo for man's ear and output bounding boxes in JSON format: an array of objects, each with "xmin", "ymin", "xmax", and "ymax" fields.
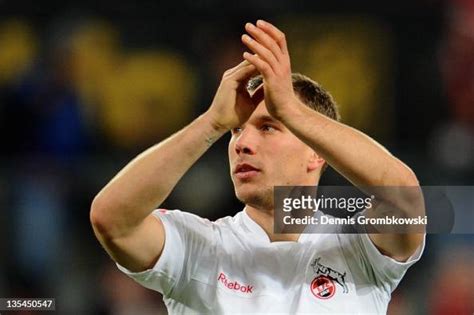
[{"xmin": 308, "ymin": 151, "xmax": 325, "ymax": 172}]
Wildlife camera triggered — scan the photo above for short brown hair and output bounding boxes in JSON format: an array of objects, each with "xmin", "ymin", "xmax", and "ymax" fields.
[{"xmin": 247, "ymin": 73, "xmax": 341, "ymax": 174}]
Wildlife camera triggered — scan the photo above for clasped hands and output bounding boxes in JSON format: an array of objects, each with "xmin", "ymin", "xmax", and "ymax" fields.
[{"xmin": 206, "ymin": 20, "xmax": 298, "ymax": 132}]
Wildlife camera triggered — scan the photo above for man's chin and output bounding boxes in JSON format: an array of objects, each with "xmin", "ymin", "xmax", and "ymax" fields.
[
  {"xmin": 234, "ymin": 187, "xmax": 273, "ymax": 209},
  {"xmin": 235, "ymin": 189, "xmax": 253, "ymax": 203}
]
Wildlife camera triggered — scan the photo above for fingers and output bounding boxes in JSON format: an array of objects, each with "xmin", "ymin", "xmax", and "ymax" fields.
[
  {"xmin": 243, "ymin": 52, "xmax": 272, "ymax": 77},
  {"xmin": 241, "ymin": 20, "xmax": 290, "ymax": 77},
  {"xmin": 242, "ymin": 34, "xmax": 278, "ymax": 72},
  {"xmin": 223, "ymin": 59, "xmax": 259, "ymax": 83},
  {"xmin": 255, "ymin": 20, "xmax": 288, "ymax": 55},
  {"xmin": 245, "ymin": 22, "xmax": 283, "ymax": 61},
  {"xmin": 224, "ymin": 21, "xmax": 289, "ymax": 84},
  {"xmin": 232, "ymin": 62, "xmax": 259, "ymax": 83},
  {"xmin": 224, "ymin": 59, "xmax": 252, "ymax": 77}
]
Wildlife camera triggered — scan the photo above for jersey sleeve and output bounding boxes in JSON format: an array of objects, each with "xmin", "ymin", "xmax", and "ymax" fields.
[
  {"xmin": 339, "ymin": 232, "xmax": 425, "ymax": 294},
  {"xmin": 115, "ymin": 209, "xmax": 216, "ymax": 298}
]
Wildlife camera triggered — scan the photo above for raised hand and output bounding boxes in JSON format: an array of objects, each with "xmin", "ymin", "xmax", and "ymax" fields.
[
  {"xmin": 241, "ymin": 20, "xmax": 298, "ymax": 120},
  {"xmin": 206, "ymin": 60, "xmax": 260, "ymax": 131}
]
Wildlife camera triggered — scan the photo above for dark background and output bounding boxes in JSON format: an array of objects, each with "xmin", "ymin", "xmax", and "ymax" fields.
[{"xmin": 0, "ymin": 0, "xmax": 473, "ymax": 314}]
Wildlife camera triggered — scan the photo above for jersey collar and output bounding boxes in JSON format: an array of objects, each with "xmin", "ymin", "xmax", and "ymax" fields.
[{"xmin": 239, "ymin": 208, "xmax": 308, "ymax": 245}]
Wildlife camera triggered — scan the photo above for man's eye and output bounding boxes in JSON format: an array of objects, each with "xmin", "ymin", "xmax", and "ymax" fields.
[{"xmin": 261, "ymin": 125, "xmax": 276, "ymax": 132}]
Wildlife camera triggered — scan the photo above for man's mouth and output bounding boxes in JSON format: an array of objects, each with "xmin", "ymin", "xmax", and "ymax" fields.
[{"xmin": 233, "ymin": 163, "xmax": 261, "ymax": 180}]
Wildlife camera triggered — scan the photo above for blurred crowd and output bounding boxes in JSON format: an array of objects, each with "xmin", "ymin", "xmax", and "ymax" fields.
[{"xmin": 0, "ymin": 0, "xmax": 472, "ymax": 314}]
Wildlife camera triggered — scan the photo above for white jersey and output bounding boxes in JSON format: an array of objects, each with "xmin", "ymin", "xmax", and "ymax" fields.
[{"xmin": 117, "ymin": 209, "xmax": 424, "ymax": 314}]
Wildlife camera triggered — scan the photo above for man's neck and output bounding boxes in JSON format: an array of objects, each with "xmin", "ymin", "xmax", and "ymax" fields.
[{"xmin": 245, "ymin": 206, "xmax": 300, "ymax": 242}]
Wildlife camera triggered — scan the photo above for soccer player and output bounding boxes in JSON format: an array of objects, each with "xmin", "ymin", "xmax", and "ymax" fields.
[{"xmin": 90, "ymin": 20, "xmax": 425, "ymax": 313}]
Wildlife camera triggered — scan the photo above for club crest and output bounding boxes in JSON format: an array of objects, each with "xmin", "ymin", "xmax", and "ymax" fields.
[{"xmin": 310, "ymin": 257, "xmax": 349, "ymax": 299}]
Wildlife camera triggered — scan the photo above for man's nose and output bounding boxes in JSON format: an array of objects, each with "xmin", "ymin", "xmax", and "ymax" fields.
[{"xmin": 234, "ymin": 129, "xmax": 256, "ymax": 155}]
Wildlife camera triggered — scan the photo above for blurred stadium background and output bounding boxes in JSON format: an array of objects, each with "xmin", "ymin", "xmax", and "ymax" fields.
[{"xmin": 0, "ymin": 0, "xmax": 473, "ymax": 314}]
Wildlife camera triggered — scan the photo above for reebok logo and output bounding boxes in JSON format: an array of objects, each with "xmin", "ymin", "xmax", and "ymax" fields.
[{"xmin": 217, "ymin": 272, "xmax": 254, "ymax": 294}]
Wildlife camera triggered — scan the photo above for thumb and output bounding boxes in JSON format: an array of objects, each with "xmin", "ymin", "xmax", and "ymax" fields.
[{"xmin": 232, "ymin": 63, "xmax": 259, "ymax": 83}]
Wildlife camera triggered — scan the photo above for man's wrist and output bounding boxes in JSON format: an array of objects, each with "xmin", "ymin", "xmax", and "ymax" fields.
[
  {"xmin": 200, "ymin": 111, "xmax": 228, "ymax": 132},
  {"xmin": 274, "ymin": 97, "xmax": 307, "ymax": 125},
  {"xmin": 199, "ymin": 112, "xmax": 229, "ymax": 147}
]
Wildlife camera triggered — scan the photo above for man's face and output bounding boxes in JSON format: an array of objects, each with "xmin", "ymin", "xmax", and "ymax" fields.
[{"xmin": 228, "ymin": 100, "xmax": 322, "ymax": 210}]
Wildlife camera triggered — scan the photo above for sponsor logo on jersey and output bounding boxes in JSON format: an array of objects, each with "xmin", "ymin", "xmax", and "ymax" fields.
[
  {"xmin": 218, "ymin": 272, "xmax": 254, "ymax": 294},
  {"xmin": 309, "ymin": 257, "xmax": 349, "ymax": 299}
]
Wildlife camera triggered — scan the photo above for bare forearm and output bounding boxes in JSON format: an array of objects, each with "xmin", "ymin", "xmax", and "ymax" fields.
[
  {"xmin": 92, "ymin": 113, "xmax": 226, "ymax": 236},
  {"xmin": 240, "ymin": 19, "xmax": 423, "ymax": 260},
  {"xmin": 279, "ymin": 101, "xmax": 418, "ymax": 189}
]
